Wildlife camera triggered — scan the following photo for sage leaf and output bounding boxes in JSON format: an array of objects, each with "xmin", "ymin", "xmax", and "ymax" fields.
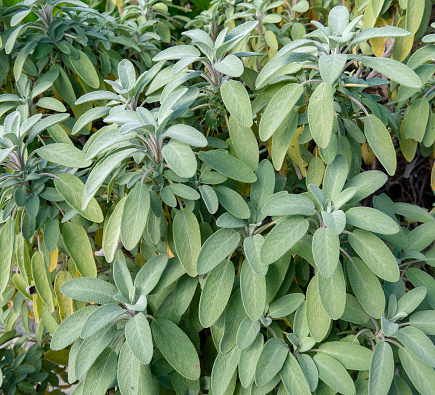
[
  {"xmin": 345, "ymin": 207, "xmax": 399, "ymax": 235},
  {"xmin": 240, "ymin": 260, "xmax": 266, "ymax": 321},
  {"xmin": 62, "ymin": 222, "xmax": 97, "ymax": 278},
  {"xmin": 346, "ymin": 257, "xmax": 385, "ymax": 318},
  {"xmin": 199, "ymin": 150, "xmax": 257, "ymax": 184},
  {"xmin": 308, "ymin": 82, "xmax": 334, "ymax": 149},
  {"xmin": 54, "ymin": 173, "xmax": 103, "ymax": 223},
  {"xmin": 121, "ymin": 182, "xmax": 150, "ymax": 251},
  {"xmin": 51, "ymin": 306, "xmax": 98, "ymax": 351},
  {"xmin": 83, "ymin": 348, "xmax": 117, "ymax": 395},
  {"xmin": 31, "ymin": 251, "xmax": 55, "ymax": 311},
  {"xmin": 74, "ymin": 324, "xmax": 117, "ymax": 379},
  {"xmin": 61, "ymin": 278, "xmax": 118, "ymax": 305},
  {"xmin": 228, "ymin": 116, "xmax": 259, "ymax": 171},
  {"xmin": 317, "ymin": 265, "xmax": 346, "ymax": 320},
  {"xmin": 399, "ymin": 346, "xmax": 435, "ymax": 395},
  {"xmin": 239, "ymin": 333, "xmax": 263, "ymax": 388},
  {"xmin": 280, "ymin": 352, "xmax": 312, "ymax": 395},
  {"xmin": 259, "ymin": 83, "xmax": 303, "ymax": 141},
  {"xmin": 349, "ymin": 229, "xmax": 400, "ymax": 282},
  {"xmin": 102, "ymin": 198, "xmax": 126, "ymax": 263},
  {"xmin": 197, "ymin": 229, "xmax": 241, "ymax": 274},
  {"xmin": 369, "ymin": 342, "xmax": 394, "ymax": 395},
  {"xmin": 162, "ymin": 140, "xmax": 197, "ymax": 178},
  {"xmin": 220, "ymin": 80, "xmax": 252, "ymax": 127},
  {"xmin": 254, "ymin": 338, "xmax": 288, "ymax": 386},
  {"xmin": 134, "ymin": 254, "xmax": 169, "ymax": 296},
  {"xmin": 306, "ymin": 276, "xmax": 331, "ymax": 342},
  {"xmin": 81, "ymin": 304, "xmax": 125, "ymax": 339},
  {"xmin": 125, "ymin": 313, "xmax": 153, "ymax": 364},
  {"xmin": 261, "ymin": 217, "xmax": 309, "ymax": 265},
  {"xmin": 361, "ymin": 57, "xmax": 422, "ymax": 88},
  {"xmin": 312, "ymin": 227, "xmax": 340, "ymax": 278},
  {"xmin": 0, "ymin": 220, "xmax": 14, "ymax": 293},
  {"xmin": 269, "ymin": 293, "xmax": 305, "ymax": 319},
  {"xmin": 318, "ymin": 341, "xmax": 373, "ymax": 371},
  {"xmin": 313, "ymin": 353, "xmax": 355, "ymax": 395},
  {"xmin": 199, "ymin": 260, "xmax": 234, "ymax": 328},
  {"xmin": 152, "ymin": 317, "xmax": 201, "ymax": 380},
  {"xmin": 210, "ymin": 347, "xmax": 241, "ymax": 395},
  {"xmin": 364, "ymin": 115, "xmax": 397, "ymax": 176},
  {"xmin": 37, "ymin": 143, "xmax": 92, "ymax": 168},
  {"xmin": 395, "ymin": 326, "xmax": 435, "ymax": 367}
]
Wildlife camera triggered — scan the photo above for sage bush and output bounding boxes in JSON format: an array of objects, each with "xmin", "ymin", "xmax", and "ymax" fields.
[{"xmin": 0, "ymin": 0, "xmax": 435, "ymax": 394}]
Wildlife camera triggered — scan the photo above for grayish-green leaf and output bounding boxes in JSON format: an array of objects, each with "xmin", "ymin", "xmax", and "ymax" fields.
[
  {"xmin": 239, "ymin": 333, "xmax": 263, "ymax": 388},
  {"xmin": 269, "ymin": 293, "xmax": 305, "ymax": 319},
  {"xmin": 63, "ymin": 222, "xmax": 97, "ymax": 278},
  {"xmin": 345, "ymin": 207, "xmax": 399, "ymax": 235},
  {"xmin": 83, "ymin": 348, "xmax": 117, "ymax": 395},
  {"xmin": 51, "ymin": 306, "xmax": 98, "ymax": 351},
  {"xmin": 199, "ymin": 150, "xmax": 257, "ymax": 183},
  {"xmin": 134, "ymin": 254, "xmax": 169, "ymax": 296},
  {"xmin": 399, "ymin": 346, "xmax": 435, "ymax": 395},
  {"xmin": 306, "ymin": 276, "xmax": 331, "ymax": 342},
  {"xmin": 173, "ymin": 208, "xmax": 201, "ymax": 277},
  {"xmin": 349, "ymin": 230, "xmax": 399, "ymax": 282},
  {"xmin": 162, "ymin": 140, "xmax": 197, "ymax": 178},
  {"xmin": 361, "ymin": 57, "xmax": 422, "ymax": 88},
  {"xmin": 229, "ymin": 116, "xmax": 259, "ymax": 171},
  {"xmin": 37, "ymin": 143, "xmax": 91, "ymax": 168},
  {"xmin": 395, "ymin": 326, "xmax": 435, "ymax": 367},
  {"xmin": 280, "ymin": 352, "xmax": 312, "ymax": 395},
  {"xmin": 369, "ymin": 342, "xmax": 394, "ymax": 395},
  {"xmin": 81, "ymin": 304, "xmax": 124, "ymax": 339},
  {"xmin": 236, "ymin": 317, "xmax": 261, "ymax": 351},
  {"xmin": 318, "ymin": 265, "xmax": 346, "ymax": 320},
  {"xmin": 125, "ymin": 313, "xmax": 153, "ymax": 364},
  {"xmin": 308, "ymin": 82, "xmax": 334, "ymax": 149},
  {"xmin": 319, "ymin": 54, "xmax": 347, "ymax": 85},
  {"xmin": 255, "ymin": 338, "xmax": 288, "ymax": 386},
  {"xmin": 261, "ymin": 217, "xmax": 309, "ymax": 265},
  {"xmin": 319, "ymin": 341, "xmax": 373, "ymax": 371},
  {"xmin": 312, "ymin": 227, "xmax": 340, "ymax": 278},
  {"xmin": 54, "ymin": 173, "xmax": 103, "ymax": 223},
  {"xmin": 152, "ymin": 317, "xmax": 201, "ymax": 380},
  {"xmin": 61, "ymin": 278, "xmax": 117, "ymax": 305},
  {"xmin": 259, "ymin": 83, "xmax": 303, "ymax": 141},
  {"xmin": 197, "ymin": 229, "xmax": 241, "ymax": 274},
  {"xmin": 199, "ymin": 260, "xmax": 234, "ymax": 328},
  {"xmin": 314, "ymin": 353, "xmax": 355, "ymax": 395},
  {"xmin": 241, "ymin": 261, "xmax": 266, "ymax": 321},
  {"xmin": 121, "ymin": 182, "xmax": 150, "ymax": 250},
  {"xmin": 364, "ymin": 115, "xmax": 396, "ymax": 176}
]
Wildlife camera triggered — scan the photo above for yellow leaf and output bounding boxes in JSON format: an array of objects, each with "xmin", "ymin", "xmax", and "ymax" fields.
[
  {"xmin": 361, "ymin": 143, "xmax": 375, "ymax": 165},
  {"xmin": 431, "ymin": 162, "xmax": 435, "ymax": 193},
  {"xmin": 287, "ymin": 126, "xmax": 308, "ymax": 177},
  {"xmin": 49, "ymin": 247, "xmax": 59, "ymax": 273},
  {"xmin": 370, "ymin": 19, "xmax": 388, "ymax": 57},
  {"xmin": 32, "ymin": 294, "xmax": 43, "ymax": 323},
  {"xmin": 167, "ymin": 243, "xmax": 174, "ymax": 258},
  {"xmin": 54, "ymin": 271, "xmax": 74, "ymax": 321},
  {"xmin": 265, "ymin": 31, "xmax": 278, "ymax": 51},
  {"xmin": 45, "ymin": 349, "xmax": 70, "ymax": 366},
  {"xmin": 240, "ymin": 182, "xmax": 252, "ymax": 197},
  {"xmin": 399, "ymin": 119, "xmax": 417, "ymax": 162},
  {"xmin": 110, "ymin": 0, "xmax": 123, "ymax": 8},
  {"xmin": 393, "ymin": 16, "xmax": 414, "ymax": 62},
  {"xmin": 94, "ymin": 228, "xmax": 103, "ymax": 247}
]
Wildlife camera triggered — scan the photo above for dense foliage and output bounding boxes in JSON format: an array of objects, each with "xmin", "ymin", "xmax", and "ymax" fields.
[{"xmin": 1, "ymin": 0, "xmax": 435, "ymax": 394}]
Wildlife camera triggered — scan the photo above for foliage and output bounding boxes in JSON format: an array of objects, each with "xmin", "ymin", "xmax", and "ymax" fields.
[{"xmin": 0, "ymin": 0, "xmax": 435, "ymax": 394}]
